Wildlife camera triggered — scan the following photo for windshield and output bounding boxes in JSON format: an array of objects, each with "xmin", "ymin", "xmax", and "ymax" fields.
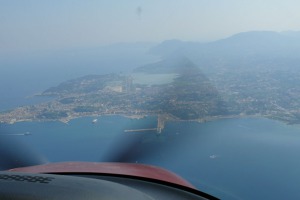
[{"xmin": 1, "ymin": 1, "xmax": 300, "ymax": 199}]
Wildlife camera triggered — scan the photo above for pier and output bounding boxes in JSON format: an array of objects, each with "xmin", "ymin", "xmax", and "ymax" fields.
[
  {"xmin": 124, "ymin": 114, "xmax": 166, "ymax": 134},
  {"xmin": 124, "ymin": 128, "xmax": 157, "ymax": 133},
  {"xmin": 0, "ymin": 132, "xmax": 31, "ymax": 136}
]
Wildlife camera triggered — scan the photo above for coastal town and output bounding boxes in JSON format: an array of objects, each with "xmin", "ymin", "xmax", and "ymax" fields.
[
  {"xmin": 0, "ymin": 69, "xmax": 221, "ymax": 126},
  {"xmin": 2, "ymin": 58, "xmax": 300, "ymax": 126}
]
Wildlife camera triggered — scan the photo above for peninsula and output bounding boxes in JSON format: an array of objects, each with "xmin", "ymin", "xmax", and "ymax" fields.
[{"xmin": 2, "ymin": 56, "xmax": 300, "ymax": 125}]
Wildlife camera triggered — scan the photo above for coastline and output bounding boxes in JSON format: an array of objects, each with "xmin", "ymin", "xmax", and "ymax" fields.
[
  {"xmin": 1, "ymin": 112, "xmax": 290, "ymax": 127},
  {"xmin": 0, "ymin": 113, "xmax": 150, "ymax": 125}
]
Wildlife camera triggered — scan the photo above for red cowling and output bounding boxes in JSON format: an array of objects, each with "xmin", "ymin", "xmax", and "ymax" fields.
[{"xmin": 8, "ymin": 162, "xmax": 195, "ymax": 189}]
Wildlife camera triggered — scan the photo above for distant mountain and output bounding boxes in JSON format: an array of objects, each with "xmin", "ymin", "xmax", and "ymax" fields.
[
  {"xmin": 148, "ymin": 39, "xmax": 197, "ymax": 57},
  {"xmin": 281, "ymin": 31, "xmax": 300, "ymax": 38},
  {"xmin": 149, "ymin": 31, "xmax": 300, "ymax": 71},
  {"xmin": 133, "ymin": 55, "xmax": 198, "ymax": 74},
  {"xmin": 204, "ymin": 31, "xmax": 300, "ymax": 56}
]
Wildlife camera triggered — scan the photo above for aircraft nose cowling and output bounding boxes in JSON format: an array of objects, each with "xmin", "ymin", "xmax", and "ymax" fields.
[{"xmin": 8, "ymin": 162, "xmax": 195, "ymax": 189}]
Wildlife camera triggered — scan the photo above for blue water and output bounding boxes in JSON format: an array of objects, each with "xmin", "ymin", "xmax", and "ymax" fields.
[{"xmin": 1, "ymin": 116, "xmax": 300, "ymax": 200}]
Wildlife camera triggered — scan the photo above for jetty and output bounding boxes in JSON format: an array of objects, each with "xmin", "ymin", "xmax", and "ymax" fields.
[
  {"xmin": 124, "ymin": 114, "xmax": 166, "ymax": 134},
  {"xmin": 124, "ymin": 128, "xmax": 157, "ymax": 133},
  {"xmin": 0, "ymin": 132, "xmax": 31, "ymax": 136}
]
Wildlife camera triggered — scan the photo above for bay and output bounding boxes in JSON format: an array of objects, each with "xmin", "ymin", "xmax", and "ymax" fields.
[{"xmin": 1, "ymin": 116, "xmax": 300, "ymax": 200}]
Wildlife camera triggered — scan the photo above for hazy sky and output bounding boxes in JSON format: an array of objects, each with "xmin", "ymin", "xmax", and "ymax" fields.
[{"xmin": 1, "ymin": 0, "xmax": 300, "ymax": 53}]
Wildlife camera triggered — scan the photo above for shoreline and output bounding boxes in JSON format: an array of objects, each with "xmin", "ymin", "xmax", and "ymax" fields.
[{"xmin": 1, "ymin": 113, "xmax": 294, "ymax": 126}]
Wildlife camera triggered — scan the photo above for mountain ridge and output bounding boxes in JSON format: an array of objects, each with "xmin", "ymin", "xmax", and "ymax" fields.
[{"xmin": 149, "ymin": 31, "xmax": 300, "ymax": 64}]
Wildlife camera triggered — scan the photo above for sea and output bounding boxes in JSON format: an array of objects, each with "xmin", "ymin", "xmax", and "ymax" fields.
[
  {"xmin": 1, "ymin": 116, "xmax": 300, "ymax": 200},
  {"xmin": 1, "ymin": 50, "xmax": 300, "ymax": 199}
]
